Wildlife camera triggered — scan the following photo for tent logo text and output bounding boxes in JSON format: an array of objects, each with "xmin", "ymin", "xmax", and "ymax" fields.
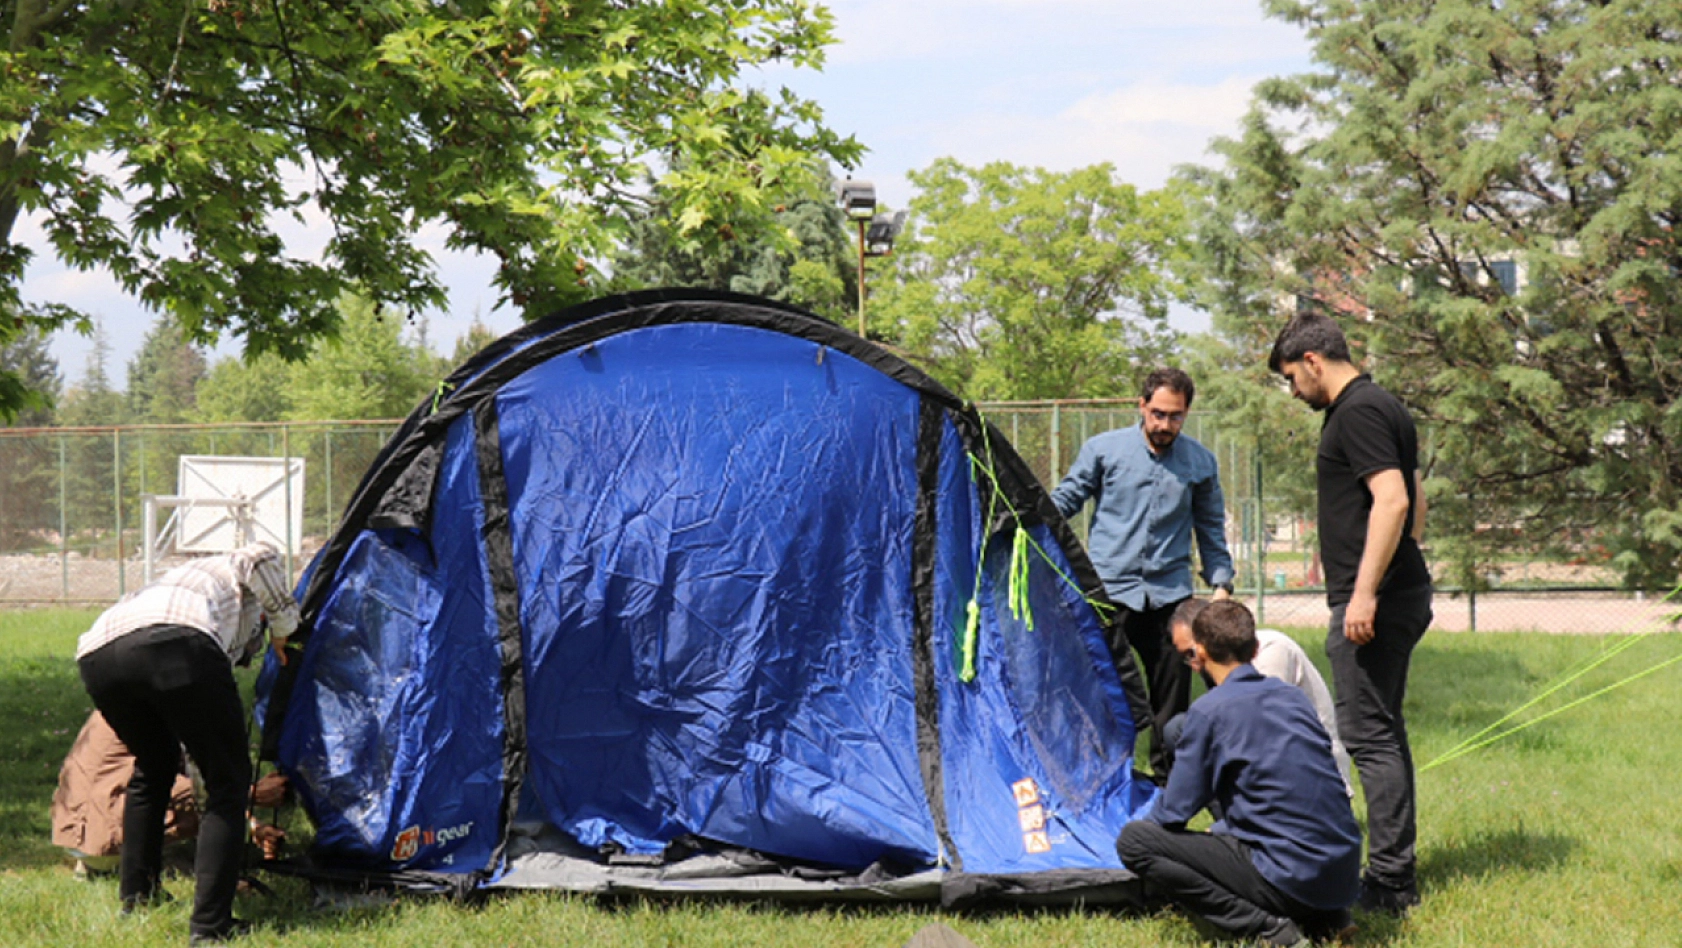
[
  {"xmin": 391, "ymin": 821, "xmax": 475, "ymax": 861},
  {"xmin": 392, "ymin": 826, "xmax": 421, "ymax": 861}
]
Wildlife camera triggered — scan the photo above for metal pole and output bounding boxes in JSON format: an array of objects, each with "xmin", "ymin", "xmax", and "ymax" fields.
[
  {"xmin": 143, "ymin": 495, "xmax": 157, "ymax": 585},
  {"xmin": 856, "ymin": 219, "xmax": 868, "ymax": 338},
  {"xmin": 1468, "ymin": 485, "xmax": 1477, "ymax": 634},
  {"xmin": 114, "ymin": 429, "xmax": 125, "ymax": 597},
  {"xmin": 324, "ymin": 428, "xmax": 333, "ymax": 536},
  {"xmin": 283, "ymin": 424, "xmax": 294, "ymax": 580},
  {"xmin": 1050, "ymin": 402, "xmax": 1062, "ymax": 485},
  {"xmin": 58, "ymin": 434, "xmax": 68, "ymax": 602},
  {"xmin": 1254, "ymin": 450, "xmax": 1266, "ymax": 625}
]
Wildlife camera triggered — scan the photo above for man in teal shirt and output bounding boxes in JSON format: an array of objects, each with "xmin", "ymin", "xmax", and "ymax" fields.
[{"xmin": 1052, "ymin": 367, "xmax": 1234, "ymax": 777}]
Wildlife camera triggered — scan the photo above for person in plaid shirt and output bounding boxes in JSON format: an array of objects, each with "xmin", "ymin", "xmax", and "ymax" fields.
[{"xmin": 75, "ymin": 541, "xmax": 299, "ymax": 945}]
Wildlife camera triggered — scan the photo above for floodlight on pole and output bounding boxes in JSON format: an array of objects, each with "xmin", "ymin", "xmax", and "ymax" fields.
[
  {"xmin": 838, "ymin": 179, "xmax": 878, "ymax": 337},
  {"xmin": 838, "ymin": 180, "xmax": 910, "ymax": 340}
]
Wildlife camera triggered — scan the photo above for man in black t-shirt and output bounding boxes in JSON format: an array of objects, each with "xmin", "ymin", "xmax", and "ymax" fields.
[{"xmin": 1269, "ymin": 313, "xmax": 1433, "ymax": 917}]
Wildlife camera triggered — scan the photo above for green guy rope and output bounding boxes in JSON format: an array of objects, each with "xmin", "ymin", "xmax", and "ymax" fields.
[
  {"xmin": 1420, "ymin": 590, "xmax": 1682, "ymax": 773},
  {"xmin": 1420, "ymin": 643, "xmax": 1682, "ymax": 773},
  {"xmin": 1419, "ymin": 629, "xmax": 1656, "ymax": 772}
]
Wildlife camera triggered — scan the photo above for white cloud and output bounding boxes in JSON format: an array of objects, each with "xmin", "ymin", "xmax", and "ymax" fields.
[
  {"xmin": 1064, "ymin": 76, "xmax": 1259, "ymax": 130},
  {"xmin": 894, "ymin": 75, "xmax": 1263, "ymax": 190}
]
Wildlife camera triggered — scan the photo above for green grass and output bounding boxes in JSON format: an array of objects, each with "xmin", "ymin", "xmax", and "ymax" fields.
[{"xmin": 4, "ymin": 611, "xmax": 1681, "ymax": 946}]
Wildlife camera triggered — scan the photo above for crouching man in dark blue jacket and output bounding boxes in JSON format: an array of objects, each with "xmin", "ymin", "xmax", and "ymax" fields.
[{"xmin": 1117, "ymin": 600, "xmax": 1361, "ymax": 947}]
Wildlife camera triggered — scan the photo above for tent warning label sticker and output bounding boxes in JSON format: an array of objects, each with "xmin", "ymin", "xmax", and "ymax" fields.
[
  {"xmin": 1017, "ymin": 804, "xmax": 1045, "ymax": 832},
  {"xmin": 1012, "ymin": 777, "xmax": 1053, "ymax": 853},
  {"xmin": 1011, "ymin": 777, "xmax": 1040, "ymax": 808}
]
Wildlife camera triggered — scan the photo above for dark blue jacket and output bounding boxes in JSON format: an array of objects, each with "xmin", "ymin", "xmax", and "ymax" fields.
[{"xmin": 1148, "ymin": 665, "xmax": 1362, "ymax": 909}]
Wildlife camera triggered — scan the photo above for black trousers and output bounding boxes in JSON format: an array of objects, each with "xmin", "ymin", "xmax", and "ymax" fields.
[
  {"xmin": 1326, "ymin": 584, "xmax": 1433, "ymax": 891},
  {"xmin": 1106, "ymin": 599, "xmax": 1188, "ymax": 777},
  {"xmin": 78, "ymin": 624, "xmax": 251, "ymax": 940},
  {"xmin": 1118, "ymin": 821, "xmax": 1340, "ymax": 941}
]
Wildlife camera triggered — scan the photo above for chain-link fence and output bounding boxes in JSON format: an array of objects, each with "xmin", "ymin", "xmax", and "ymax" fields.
[
  {"xmin": 0, "ymin": 406, "xmax": 1669, "ymax": 634},
  {"xmin": 980, "ymin": 400, "xmax": 1670, "ymax": 636},
  {"xmin": 0, "ymin": 421, "xmax": 398, "ymax": 605}
]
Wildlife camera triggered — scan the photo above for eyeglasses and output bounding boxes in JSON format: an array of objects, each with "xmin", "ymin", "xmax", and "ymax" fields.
[
  {"xmin": 1147, "ymin": 410, "xmax": 1187, "ymax": 424},
  {"xmin": 1180, "ymin": 647, "xmax": 1199, "ymax": 665}
]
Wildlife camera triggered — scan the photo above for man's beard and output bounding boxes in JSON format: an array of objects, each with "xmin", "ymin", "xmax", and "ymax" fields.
[{"xmin": 1147, "ymin": 429, "xmax": 1178, "ymax": 451}]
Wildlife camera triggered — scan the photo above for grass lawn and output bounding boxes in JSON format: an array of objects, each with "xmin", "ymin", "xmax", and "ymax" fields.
[{"xmin": 3, "ymin": 609, "xmax": 1679, "ymax": 947}]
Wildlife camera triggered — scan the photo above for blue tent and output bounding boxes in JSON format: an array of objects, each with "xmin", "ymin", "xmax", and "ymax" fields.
[{"xmin": 257, "ymin": 290, "xmax": 1159, "ymax": 904}]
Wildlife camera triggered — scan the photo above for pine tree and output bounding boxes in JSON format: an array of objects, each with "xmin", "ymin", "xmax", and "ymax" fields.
[{"xmin": 1184, "ymin": 0, "xmax": 1682, "ymax": 588}]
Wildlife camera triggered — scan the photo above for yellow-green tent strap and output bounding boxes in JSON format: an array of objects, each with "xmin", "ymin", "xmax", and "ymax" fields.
[
  {"xmin": 959, "ymin": 600, "xmax": 980, "ymax": 682},
  {"xmin": 1008, "ymin": 527, "xmax": 1035, "ymax": 631},
  {"xmin": 963, "ymin": 447, "xmax": 1115, "ymax": 621},
  {"xmin": 430, "ymin": 379, "xmax": 456, "ymax": 415}
]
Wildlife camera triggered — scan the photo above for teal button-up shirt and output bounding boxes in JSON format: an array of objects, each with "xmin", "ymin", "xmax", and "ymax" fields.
[{"xmin": 1051, "ymin": 424, "xmax": 1233, "ymax": 610}]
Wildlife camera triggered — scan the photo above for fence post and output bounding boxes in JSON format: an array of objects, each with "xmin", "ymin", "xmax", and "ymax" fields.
[
  {"xmin": 283, "ymin": 424, "xmax": 293, "ymax": 579},
  {"xmin": 1254, "ymin": 450, "xmax": 1265, "ymax": 625},
  {"xmin": 1050, "ymin": 402, "xmax": 1062, "ymax": 486},
  {"xmin": 114, "ymin": 428, "xmax": 125, "ymax": 597},
  {"xmin": 325, "ymin": 428, "xmax": 333, "ymax": 538},
  {"xmin": 1468, "ymin": 484, "xmax": 1477, "ymax": 634},
  {"xmin": 58, "ymin": 434, "xmax": 68, "ymax": 602}
]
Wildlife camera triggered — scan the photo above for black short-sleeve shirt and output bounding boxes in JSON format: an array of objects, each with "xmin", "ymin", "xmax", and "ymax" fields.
[{"xmin": 1317, "ymin": 375, "xmax": 1431, "ymax": 605}]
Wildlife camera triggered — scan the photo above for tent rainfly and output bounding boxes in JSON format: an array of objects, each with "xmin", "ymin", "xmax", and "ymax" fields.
[{"xmin": 256, "ymin": 290, "xmax": 1160, "ymax": 905}]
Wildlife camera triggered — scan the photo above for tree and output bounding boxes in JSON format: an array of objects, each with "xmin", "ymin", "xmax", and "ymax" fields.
[
  {"xmin": 194, "ymin": 352, "xmax": 294, "ymax": 425},
  {"xmin": 1184, "ymin": 0, "xmax": 1682, "ymax": 588},
  {"xmin": 448, "ymin": 318, "xmax": 502, "ymax": 367},
  {"xmin": 119, "ymin": 318, "xmax": 207, "ymax": 503},
  {"xmin": 0, "ymin": 305, "xmax": 60, "ymax": 424},
  {"xmin": 0, "ymin": 317, "xmax": 57, "ymax": 427},
  {"xmin": 610, "ymin": 169, "xmax": 857, "ymax": 324},
  {"xmin": 0, "ymin": 321, "xmax": 60, "ymax": 547},
  {"xmin": 0, "ymin": 0, "xmax": 862, "ymax": 418},
  {"xmin": 127, "ymin": 319, "xmax": 206, "ymax": 424},
  {"xmin": 56, "ymin": 324, "xmax": 126, "ymax": 545},
  {"xmin": 286, "ymin": 295, "xmax": 439, "ymax": 423},
  {"xmin": 870, "ymin": 159, "xmax": 1188, "ymax": 401}
]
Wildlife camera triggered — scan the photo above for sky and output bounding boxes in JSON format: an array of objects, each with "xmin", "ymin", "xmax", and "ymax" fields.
[{"xmin": 24, "ymin": 1, "xmax": 1312, "ymax": 390}]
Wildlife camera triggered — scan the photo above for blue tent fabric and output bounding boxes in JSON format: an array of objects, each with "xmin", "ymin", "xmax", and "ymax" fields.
[{"xmin": 257, "ymin": 290, "xmax": 1158, "ymax": 901}]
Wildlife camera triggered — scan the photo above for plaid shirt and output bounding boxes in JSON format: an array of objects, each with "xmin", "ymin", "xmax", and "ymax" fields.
[{"xmin": 76, "ymin": 542, "xmax": 301, "ymax": 663}]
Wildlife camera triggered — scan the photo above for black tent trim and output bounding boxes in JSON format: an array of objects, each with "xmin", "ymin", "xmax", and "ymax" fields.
[
  {"xmin": 911, "ymin": 397, "xmax": 961, "ymax": 872},
  {"xmin": 473, "ymin": 399, "xmax": 528, "ymax": 877}
]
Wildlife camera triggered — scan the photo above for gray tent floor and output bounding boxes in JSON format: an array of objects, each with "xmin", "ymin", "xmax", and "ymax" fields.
[{"xmin": 493, "ymin": 821, "xmax": 1145, "ymax": 908}]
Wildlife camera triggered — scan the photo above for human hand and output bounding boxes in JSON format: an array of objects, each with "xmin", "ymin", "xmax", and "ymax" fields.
[
  {"xmin": 1211, "ymin": 586, "xmax": 1232, "ymax": 602},
  {"xmin": 252, "ymin": 822, "xmax": 286, "ymax": 860},
  {"xmin": 252, "ymin": 773, "xmax": 290, "ymax": 809},
  {"xmin": 1343, "ymin": 592, "xmax": 1378, "ymax": 645}
]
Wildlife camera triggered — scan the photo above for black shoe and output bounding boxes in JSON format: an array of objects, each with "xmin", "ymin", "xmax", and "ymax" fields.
[
  {"xmin": 1260, "ymin": 917, "xmax": 1310, "ymax": 947},
  {"xmin": 189, "ymin": 919, "xmax": 252, "ymax": 945},
  {"xmin": 1304, "ymin": 907, "xmax": 1357, "ymax": 943},
  {"xmin": 120, "ymin": 888, "xmax": 176, "ymax": 914},
  {"xmin": 1356, "ymin": 878, "xmax": 1420, "ymax": 917}
]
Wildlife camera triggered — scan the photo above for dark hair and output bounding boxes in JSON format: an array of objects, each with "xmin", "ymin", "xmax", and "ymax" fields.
[
  {"xmin": 1268, "ymin": 312, "xmax": 1352, "ymax": 373},
  {"xmin": 1141, "ymin": 367, "xmax": 1195, "ymax": 407},
  {"xmin": 1191, "ymin": 600, "xmax": 1259, "ymax": 664},
  {"xmin": 1170, "ymin": 597, "xmax": 1210, "ymax": 632}
]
